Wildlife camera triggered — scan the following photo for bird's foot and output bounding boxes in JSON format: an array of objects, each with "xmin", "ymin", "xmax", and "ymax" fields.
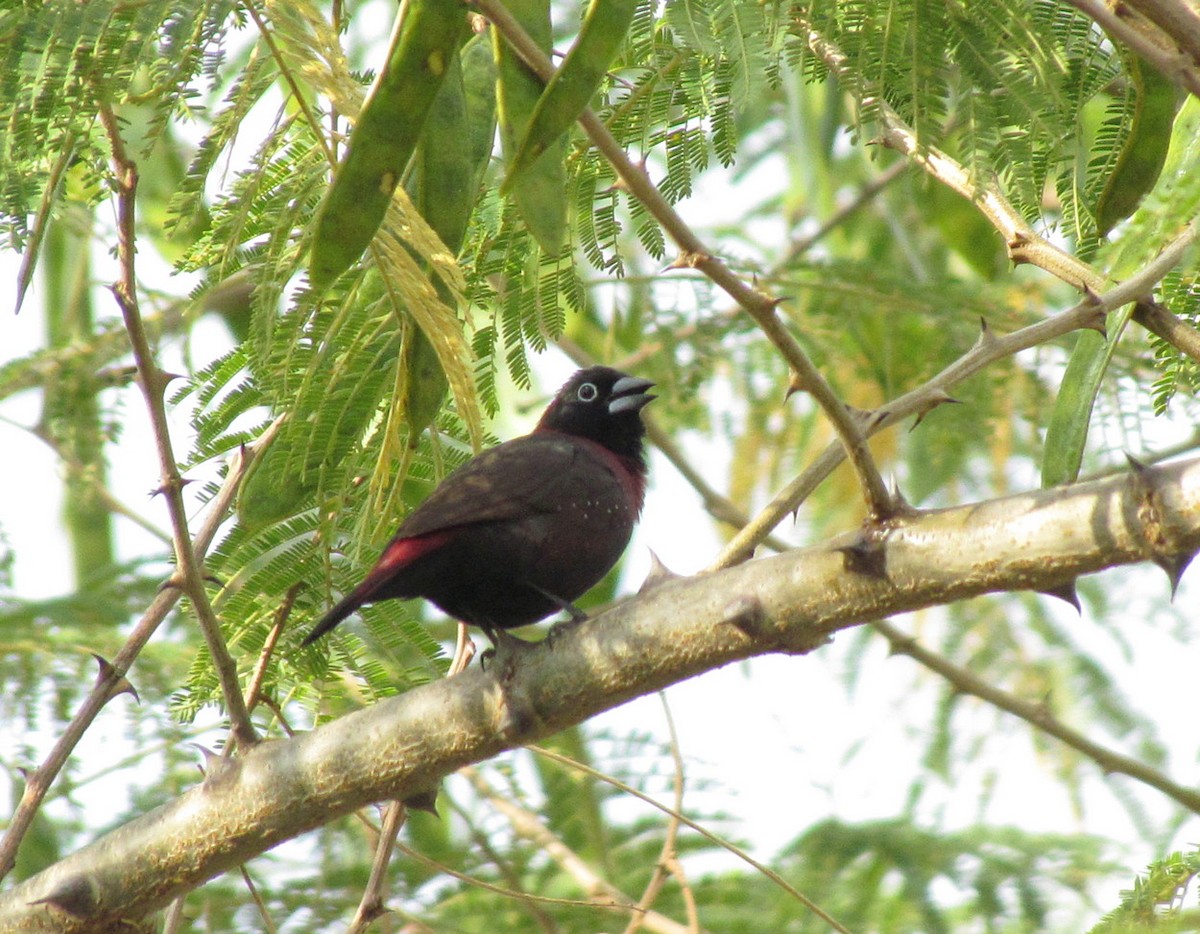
[
  {"xmin": 479, "ymin": 626, "xmax": 534, "ymax": 676},
  {"xmin": 546, "ymin": 609, "xmax": 591, "ymax": 648}
]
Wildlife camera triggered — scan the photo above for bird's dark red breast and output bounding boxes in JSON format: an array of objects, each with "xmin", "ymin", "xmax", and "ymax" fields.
[{"xmin": 301, "ymin": 366, "xmax": 655, "ymax": 646}]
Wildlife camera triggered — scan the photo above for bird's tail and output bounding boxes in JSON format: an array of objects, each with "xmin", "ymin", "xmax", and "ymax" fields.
[{"xmin": 299, "ymin": 586, "xmax": 369, "ymax": 647}]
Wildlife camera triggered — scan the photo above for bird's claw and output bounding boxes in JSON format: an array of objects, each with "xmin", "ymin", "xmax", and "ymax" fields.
[{"xmin": 479, "ymin": 626, "xmax": 534, "ymax": 677}]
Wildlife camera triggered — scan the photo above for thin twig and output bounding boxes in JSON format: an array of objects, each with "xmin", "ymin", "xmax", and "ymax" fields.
[
  {"xmin": 394, "ymin": 839, "xmax": 632, "ymax": 912},
  {"xmin": 242, "ymin": 583, "xmax": 300, "ymax": 715},
  {"xmin": 444, "ymin": 795, "xmax": 559, "ymax": 933},
  {"xmin": 464, "ymin": 766, "xmax": 703, "ymax": 934},
  {"xmin": 0, "ymin": 407, "xmax": 282, "ymax": 881},
  {"xmin": 98, "ymin": 104, "xmax": 258, "ymax": 751},
  {"xmin": 347, "ymin": 619, "xmax": 472, "ymax": 928},
  {"xmin": 872, "ymin": 620, "xmax": 1200, "ymax": 815},
  {"xmin": 475, "ymin": 0, "xmax": 895, "ymax": 521},
  {"xmin": 346, "ymin": 802, "xmax": 406, "ymax": 934},
  {"xmin": 712, "ymin": 221, "xmax": 1200, "ymax": 568},
  {"xmin": 801, "ymin": 18, "xmax": 1200, "ymax": 366},
  {"xmin": 1065, "ymin": 0, "xmax": 1200, "ymax": 98},
  {"xmin": 528, "ymin": 745, "xmax": 856, "ymax": 934},
  {"xmin": 623, "ymin": 694, "xmax": 691, "ymax": 934},
  {"xmin": 780, "ymin": 159, "xmax": 911, "ymax": 266},
  {"xmin": 241, "ymin": 865, "xmax": 279, "ymax": 934}
]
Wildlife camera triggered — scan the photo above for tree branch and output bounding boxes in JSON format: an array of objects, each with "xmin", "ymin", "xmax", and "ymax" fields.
[
  {"xmin": 713, "ymin": 222, "xmax": 1199, "ymax": 568},
  {"xmin": 870, "ymin": 620, "xmax": 1200, "ymax": 814},
  {"xmin": 0, "ymin": 417, "xmax": 283, "ymax": 882},
  {"xmin": 800, "ymin": 18, "xmax": 1200, "ymax": 366},
  {"xmin": 3, "ymin": 456, "xmax": 1199, "ymax": 929},
  {"xmin": 97, "ymin": 105, "xmax": 258, "ymax": 752},
  {"xmin": 1065, "ymin": 0, "xmax": 1200, "ymax": 98}
]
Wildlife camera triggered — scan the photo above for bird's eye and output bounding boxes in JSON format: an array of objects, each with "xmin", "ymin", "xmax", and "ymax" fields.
[{"xmin": 576, "ymin": 382, "xmax": 599, "ymax": 402}]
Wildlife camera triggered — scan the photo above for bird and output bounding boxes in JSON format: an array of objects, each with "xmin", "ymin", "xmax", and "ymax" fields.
[{"xmin": 300, "ymin": 366, "xmax": 655, "ymax": 648}]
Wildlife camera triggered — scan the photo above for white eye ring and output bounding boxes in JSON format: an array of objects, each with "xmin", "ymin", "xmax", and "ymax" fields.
[{"xmin": 576, "ymin": 382, "xmax": 599, "ymax": 402}]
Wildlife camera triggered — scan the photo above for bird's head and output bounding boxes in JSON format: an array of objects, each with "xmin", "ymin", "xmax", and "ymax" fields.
[{"xmin": 536, "ymin": 366, "xmax": 655, "ymax": 460}]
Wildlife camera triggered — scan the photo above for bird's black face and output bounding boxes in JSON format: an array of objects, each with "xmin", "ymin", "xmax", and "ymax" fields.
[{"xmin": 537, "ymin": 366, "xmax": 655, "ymax": 459}]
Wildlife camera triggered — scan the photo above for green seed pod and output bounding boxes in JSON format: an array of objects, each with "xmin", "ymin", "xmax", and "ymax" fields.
[
  {"xmin": 309, "ymin": 0, "xmax": 467, "ymax": 291},
  {"xmin": 507, "ymin": 0, "xmax": 635, "ymax": 181},
  {"xmin": 494, "ymin": 0, "xmax": 566, "ymax": 254}
]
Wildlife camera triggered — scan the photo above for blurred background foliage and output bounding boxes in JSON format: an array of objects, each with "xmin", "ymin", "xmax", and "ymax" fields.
[{"xmin": 1, "ymin": 0, "xmax": 1199, "ymax": 930}]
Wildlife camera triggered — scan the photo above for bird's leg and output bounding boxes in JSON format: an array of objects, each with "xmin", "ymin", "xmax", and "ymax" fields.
[
  {"xmin": 447, "ymin": 622, "xmax": 475, "ymax": 676},
  {"xmin": 478, "ymin": 623, "xmax": 535, "ymax": 674},
  {"xmin": 526, "ymin": 583, "xmax": 588, "ymax": 623},
  {"xmin": 527, "ymin": 585, "xmax": 593, "ymax": 649}
]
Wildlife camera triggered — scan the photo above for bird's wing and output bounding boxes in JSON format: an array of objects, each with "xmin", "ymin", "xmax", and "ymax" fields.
[{"xmin": 396, "ymin": 434, "xmax": 606, "ymax": 538}]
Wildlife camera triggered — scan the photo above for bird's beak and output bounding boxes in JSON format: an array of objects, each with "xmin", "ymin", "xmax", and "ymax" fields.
[{"xmin": 608, "ymin": 375, "xmax": 656, "ymax": 415}]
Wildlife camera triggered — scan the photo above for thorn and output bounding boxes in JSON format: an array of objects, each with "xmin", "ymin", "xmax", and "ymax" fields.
[
  {"xmin": 834, "ymin": 533, "xmax": 888, "ymax": 579},
  {"xmin": 662, "ymin": 249, "xmax": 711, "ymax": 270},
  {"xmin": 1007, "ymin": 231, "xmax": 1032, "ymax": 261},
  {"xmin": 868, "ymin": 408, "xmax": 890, "ymax": 430},
  {"xmin": 720, "ymin": 595, "xmax": 767, "ymax": 639},
  {"xmin": 887, "ymin": 479, "xmax": 914, "ymax": 515},
  {"xmin": 1037, "ymin": 581, "xmax": 1081, "ymax": 613},
  {"xmin": 1080, "ymin": 282, "xmax": 1103, "ymax": 306},
  {"xmin": 910, "ymin": 389, "xmax": 962, "ymax": 429},
  {"xmin": 91, "ymin": 653, "xmax": 140, "ymax": 704},
  {"xmin": 1154, "ymin": 551, "xmax": 1195, "ymax": 599},
  {"xmin": 882, "ymin": 630, "xmax": 916, "ymax": 658},
  {"xmin": 843, "ymin": 404, "xmax": 874, "ymax": 427},
  {"xmin": 30, "ymin": 877, "xmax": 97, "ymax": 917},
  {"xmin": 785, "ymin": 370, "xmax": 806, "ymax": 399},
  {"xmin": 189, "ymin": 742, "xmax": 221, "ymax": 775},
  {"xmin": 157, "ymin": 573, "xmax": 185, "ymax": 593},
  {"xmin": 639, "ymin": 550, "xmax": 681, "ymax": 593},
  {"xmin": 766, "ymin": 294, "xmax": 788, "ymax": 309},
  {"xmin": 403, "ymin": 788, "xmax": 440, "ymax": 817},
  {"xmin": 972, "ymin": 317, "xmax": 999, "ymax": 352},
  {"xmin": 358, "ymin": 903, "xmax": 393, "ymax": 926},
  {"xmin": 189, "ymin": 743, "xmax": 240, "ymax": 788},
  {"xmin": 1124, "ymin": 451, "xmax": 1150, "ymax": 474},
  {"xmin": 148, "ymin": 476, "xmax": 196, "ymax": 498},
  {"xmin": 1123, "ymin": 454, "xmax": 1195, "ymax": 596}
]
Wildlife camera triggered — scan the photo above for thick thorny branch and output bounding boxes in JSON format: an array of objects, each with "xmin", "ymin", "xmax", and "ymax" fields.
[
  {"xmin": 6, "ymin": 455, "xmax": 1196, "ymax": 929},
  {"xmin": 474, "ymin": 0, "xmax": 895, "ymax": 522}
]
